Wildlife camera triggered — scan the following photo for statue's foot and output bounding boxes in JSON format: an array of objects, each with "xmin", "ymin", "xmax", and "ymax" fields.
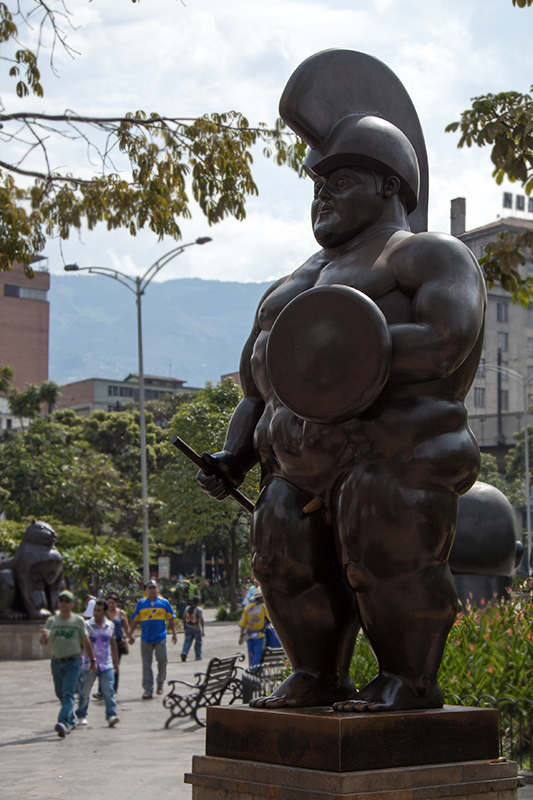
[
  {"xmin": 249, "ymin": 670, "xmax": 356, "ymax": 708},
  {"xmin": 332, "ymin": 673, "xmax": 444, "ymax": 713}
]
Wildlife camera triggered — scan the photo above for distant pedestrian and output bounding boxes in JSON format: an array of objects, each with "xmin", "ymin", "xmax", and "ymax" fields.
[
  {"xmin": 129, "ymin": 580, "xmax": 177, "ymax": 699},
  {"xmin": 39, "ymin": 590, "xmax": 96, "ymax": 738},
  {"xmin": 181, "ymin": 596, "xmax": 205, "ymax": 662},
  {"xmin": 105, "ymin": 592, "xmax": 135, "ymax": 692},
  {"xmin": 239, "ymin": 587, "xmax": 268, "ymax": 668},
  {"xmin": 82, "ymin": 594, "xmax": 96, "ymax": 620},
  {"xmin": 76, "ymin": 599, "xmax": 120, "ymax": 728}
]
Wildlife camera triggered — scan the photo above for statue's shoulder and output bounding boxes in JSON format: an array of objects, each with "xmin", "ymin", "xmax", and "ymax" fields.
[{"xmin": 389, "ymin": 230, "xmax": 482, "ymax": 284}]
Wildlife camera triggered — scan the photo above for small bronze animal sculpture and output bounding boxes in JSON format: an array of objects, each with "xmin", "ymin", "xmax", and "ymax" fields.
[
  {"xmin": 197, "ymin": 50, "xmax": 486, "ymax": 712},
  {"xmin": 0, "ymin": 520, "xmax": 63, "ymax": 620}
]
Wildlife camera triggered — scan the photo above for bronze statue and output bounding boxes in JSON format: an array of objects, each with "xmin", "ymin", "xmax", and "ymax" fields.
[
  {"xmin": 198, "ymin": 50, "xmax": 486, "ymax": 712},
  {"xmin": 0, "ymin": 520, "xmax": 63, "ymax": 619}
]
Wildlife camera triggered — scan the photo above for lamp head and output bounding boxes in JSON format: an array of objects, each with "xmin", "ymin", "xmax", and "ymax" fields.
[
  {"xmin": 195, "ymin": 237, "xmax": 212, "ymax": 245},
  {"xmin": 64, "ymin": 264, "xmax": 79, "ymax": 271}
]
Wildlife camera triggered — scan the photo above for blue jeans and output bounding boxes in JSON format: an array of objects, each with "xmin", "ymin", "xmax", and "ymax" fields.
[
  {"xmin": 141, "ymin": 639, "xmax": 167, "ymax": 693},
  {"xmin": 77, "ymin": 668, "xmax": 117, "ymax": 720},
  {"xmin": 182, "ymin": 625, "xmax": 202, "ymax": 660},
  {"xmin": 247, "ymin": 636, "xmax": 265, "ymax": 667},
  {"xmin": 51, "ymin": 657, "xmax": 81, "ymax": 728}
]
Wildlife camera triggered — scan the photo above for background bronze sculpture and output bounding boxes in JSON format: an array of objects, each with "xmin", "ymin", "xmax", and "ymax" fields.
[
  {"xmin": 198, "ymin": 50, "xmax": 486, "ymax": 712},
  {"xmin": 0, "ymin": 520, "xmax": 63, "ymax": 620}
]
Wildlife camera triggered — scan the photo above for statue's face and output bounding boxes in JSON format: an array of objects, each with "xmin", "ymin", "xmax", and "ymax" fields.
[{"xmin": 311, "ymin": 167, "xmax": 385, "ymax": 248}]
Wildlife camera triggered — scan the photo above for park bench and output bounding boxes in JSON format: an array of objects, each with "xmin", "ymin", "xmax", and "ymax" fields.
[
  {"xmin": 163, "ymin": 653, "xmax": 244, "ymax": 728},
  {"xmin": 242, "ymin": 647, "xmax": 287, "ymax": 704}
]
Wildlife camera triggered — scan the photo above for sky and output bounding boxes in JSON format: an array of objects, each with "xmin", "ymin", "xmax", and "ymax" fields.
[{"xmin": 5, "ymin": 0, "xmax": 533, "ymax": 284}]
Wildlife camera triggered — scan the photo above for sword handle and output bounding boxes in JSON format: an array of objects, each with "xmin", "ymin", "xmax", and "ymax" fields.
[{"xmin": 171, "ymin": 436, "xmax": 255, "ymax": 514}]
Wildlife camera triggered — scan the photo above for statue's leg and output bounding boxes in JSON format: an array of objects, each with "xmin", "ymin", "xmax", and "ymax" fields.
[
  {"xmin": 333, "ymin": 462, "xmax": 458, "ymax": 712},
  {"xmin": 250, "ymin": 476, "xmax": 359, "ymax": 708}
]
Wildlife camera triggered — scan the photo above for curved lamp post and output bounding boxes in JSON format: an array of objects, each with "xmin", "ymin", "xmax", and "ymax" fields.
[
  {"xmin": 485, "ymin": 363, "xmax": 533, "ymax": 574},
  {"xmin": 64, "ymin": 237, "xmax": 212, "ymax": 584}
]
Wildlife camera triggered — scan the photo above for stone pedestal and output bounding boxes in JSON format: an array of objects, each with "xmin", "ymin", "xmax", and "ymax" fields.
[
  {"xmin": 186, "ymin": 755, "xmax": 519, "ymax": 800},
  {"xmin": 184, "ymin": 707, "xmax": 519, "ymax": 800},
  {"xmin": 0, "ymin": 622, "xmax": 51, "ymax": 660}
]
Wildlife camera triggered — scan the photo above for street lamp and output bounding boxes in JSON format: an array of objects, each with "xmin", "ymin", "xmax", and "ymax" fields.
[
  {"xmin": 485, "ymin": 363, "xmax": 533, "ymax": 574},
  {"xmin": 64, "ymin": 237, "xmax": 212, "ymax": 584}
]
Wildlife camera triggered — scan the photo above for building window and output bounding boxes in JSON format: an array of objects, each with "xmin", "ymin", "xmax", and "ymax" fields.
[
  {"xmin": 497, "ymin": 331, "xmax": 508, "ymax": 352},
  {"xmin": 529, "ymin": 308, "xmax": 533, "ymax": 328},
  {"xmin": 529, "ymin": 197, "xmax": 533, "ymax": 214},
  {"xmin": 516, "ymin": 195, "xmax": 526, "ymax": 211},
  {"xmin": 500, "ymin": 390, "xmax": 509, "ymax": 411},
  {"xmin": 474, "ymin": 387, "xmax": 486, "ymax": 407},
  {"xmin": 496, "ymin": 302, "xmax": 508, "ymax": 322},
  {"xmin": 119, "ymin": 386, "xmax": 133, "ymax": 397},
  {"xmin": 501, "ymin": 360, "xmax": 508, "ymax": 381},
  {"xmin": 529, "ymin": 395, "xmax": 533, "ymax": 409},
  {"xmin": 476, "ymin": 358, "xmax": 486, "ymax": 378},
  {"xmin": 529, "ymin": 338, "xmax": 533, "ymax": 357},
  {"xmin": 528, "ymin": 365, "xmax": 533, "ymax": 381},
  {"xmin": 503, "ymin": 192, "xmax": 513, "ymax": 209},
  {"xmin": 3, "ymin": 284, "xmax": 48, "ymax": 301},
  {"xmin": 6, "ymin": 418, "xmax": 12, "ymax": 429},
  {"xmin": 108, "ymin": 386, "xmax": 119, "ymax": 396}
]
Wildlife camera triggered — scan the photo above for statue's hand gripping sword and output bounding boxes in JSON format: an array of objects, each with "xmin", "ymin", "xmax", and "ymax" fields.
[{"xmin": 171, "ymin": 435, "xmax": 255, "ymax": 514}]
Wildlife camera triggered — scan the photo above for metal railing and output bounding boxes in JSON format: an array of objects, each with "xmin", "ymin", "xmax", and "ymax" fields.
[{"xmin": 446, "ymin": 694, "xmax": 533, "ymax": 769}]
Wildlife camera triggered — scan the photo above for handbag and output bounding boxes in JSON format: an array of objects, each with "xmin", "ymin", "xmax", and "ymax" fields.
[
  {"xmin": 265, "ymin": 625, "xmax": 281, "ymax": 649},
  {"xmin": 119, "ymin": 638, "xmax": 129, "ymax": 656}
]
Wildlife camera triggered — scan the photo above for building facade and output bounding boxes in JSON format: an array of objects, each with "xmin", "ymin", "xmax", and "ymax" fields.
[
  {"xmin": 0, "ymin": 258, "xmax": 50, "ymax": 431},
  {"xmin": 55, "ymin": 373, "xmax": 199, "ymax": 416},
  {"xmin": 452, "ymin": 199, "xmax": 533, "ymax": 467}
]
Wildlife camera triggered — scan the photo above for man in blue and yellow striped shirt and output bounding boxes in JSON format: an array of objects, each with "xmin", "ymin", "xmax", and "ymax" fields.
[{"xmin": 130, "ymin": 581, "xmax": 177, "ymax": 699}]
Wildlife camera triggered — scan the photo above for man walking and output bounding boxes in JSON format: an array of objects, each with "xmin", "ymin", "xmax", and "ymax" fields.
[
  {"xmin": 40, "ymin": 589, "xmax": 96, "ymax": 738},
  {"xmin": 181, "ymin": 595, "xmax": 205, "ymax": 662},
  {"xmin": 129, "ymin": 580, "xmax": 177, "ymax": 699},
  {"xmin": 76, "ymin": 598, "xmax": 120, "ymax": 727}
]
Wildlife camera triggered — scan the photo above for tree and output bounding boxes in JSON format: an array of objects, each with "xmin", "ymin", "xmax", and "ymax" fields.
[
  {"xmin": 446, "ymin": 0, "xmax": 533, "ymax": 303},
  {"xmin": 0, "ymin": 2, "xmax": 305, "ymax": 273},
  {"xmin": 8, "ymin": 382, "xmax": 42, "ymax": 428},
  {"xmin": 62, "ymin": 543, "xmax": 140, "ymax": 594},
  {"xmin": 0, "ymin": 364, "xmax": 13, "ymax": 394},
  {"xmin": 153, "ymin": 380, "xmax": 260, "ymax": 611},
  {"xmin": 39, "ymin": 380, "xmax": 61, "ymax": 414}
]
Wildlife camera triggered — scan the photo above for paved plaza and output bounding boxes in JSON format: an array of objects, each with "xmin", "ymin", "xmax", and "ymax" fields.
[
  {"xmin": 1, "ymin": 609, "xmax": 241, "ymax": 800},
  {"xmin": 2, "ymin": 608, "xmax": 532, "ymax": 800}
]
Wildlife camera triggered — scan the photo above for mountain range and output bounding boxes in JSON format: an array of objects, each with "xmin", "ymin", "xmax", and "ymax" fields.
[{"xmin": 49, "ymin": 275, "xmax": 272, "ymax": 388}]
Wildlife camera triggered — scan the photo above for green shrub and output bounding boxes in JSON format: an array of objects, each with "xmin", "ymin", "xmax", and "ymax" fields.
[
  {"xmin": 349, "ymin": 596, "xmax": 533, "ymax": 701},
  {"xmin": 215, "ymin": 605, "xmax": 241, "ymax": 622}
]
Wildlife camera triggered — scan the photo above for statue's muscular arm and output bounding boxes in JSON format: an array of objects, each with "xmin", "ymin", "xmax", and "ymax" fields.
[
  {"xmin": 197, "ymin": 277, "xmax": 287, "ymax": 498},
  {"xmin": 388, "ymin": 233, "xmax": 486, "ymax": 383}
]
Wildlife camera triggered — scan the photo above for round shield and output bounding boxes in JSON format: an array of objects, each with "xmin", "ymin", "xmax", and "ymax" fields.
[{"xmin": 266, "ymin": 285, "xmax": 392, "ymax": 423}]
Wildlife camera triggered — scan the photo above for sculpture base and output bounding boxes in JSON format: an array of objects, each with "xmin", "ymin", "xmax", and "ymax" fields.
[
  {"xmin": 0, "ymin": 621, "xmax": 51, "ymax": 660},
  {"xmin": 186, "ymin": 755, "xmax": 519, "ymax": 800},
  {"xmin": 205, "ymin": 706, "xmax": 500, "ymax": 772}
]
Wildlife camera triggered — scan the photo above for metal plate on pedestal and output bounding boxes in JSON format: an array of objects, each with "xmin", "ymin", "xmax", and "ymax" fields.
[{"xmin": 266, "ymin": 285, "xmax": 392, "ymax": 423}]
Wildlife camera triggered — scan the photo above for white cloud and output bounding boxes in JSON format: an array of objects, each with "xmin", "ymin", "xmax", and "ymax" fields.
[{"xmin": 7, "ymin": 0, "xmax": 533, "ymax": 280}]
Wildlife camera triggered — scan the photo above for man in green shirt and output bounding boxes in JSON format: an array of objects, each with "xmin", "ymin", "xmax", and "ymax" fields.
[{"xmin": 40, "ymin": 590, "xmax": 96, "ymax": 737}]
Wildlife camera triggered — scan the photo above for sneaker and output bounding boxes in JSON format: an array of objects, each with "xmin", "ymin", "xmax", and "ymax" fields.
[
  {"xmin": 180, "ymin": 653, "xmax": 187, "ymax": 662},
  {"xmin": 55, "ymin": 722, "xmax": 68, "ymax": 738},
  {"xmin": 107, "ymin": 716, "xmax": 120, "ymax": 727},
  {"xmin": 92, "ymin": 692, "xmax": 103, "ymax": 700},
  {"xmin": 156, "ymin": 685, "xmax": 164, "ymax": 695},
  {"xmin": 77, "ymin": 718, "xmax": 88, "ymax": 726},
  {"xmin": 69, "ymin": 722, "xmax": 76, "ymax": 731},
  {"xmin": 142, "ymin": 691, "xmax": 153, "ymax": 699}
]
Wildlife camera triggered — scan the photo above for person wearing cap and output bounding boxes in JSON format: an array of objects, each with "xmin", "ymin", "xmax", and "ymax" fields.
[
  {"xmin": 40, "ymin": 590, "xmax": 97, "ymax": 738},
  {"xmin": 238, "ymin": 587, "xmax": 269, "ymax": 667},
  {"xmin": 197, "ymin": 51, "xmax": 485, "ymax": 713},
  {"xmin": 129, "ymin": 581, "xmax": 177, "ymax": 699}
]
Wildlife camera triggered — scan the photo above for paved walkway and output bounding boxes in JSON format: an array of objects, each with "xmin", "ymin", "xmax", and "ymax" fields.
[
  {"xmin": 1, "ymin": 609, "xmax": 242, "ymax": 800},
  {"xmin": 2, "ymin": 609, "xmax": 533, "ymax": 800}
]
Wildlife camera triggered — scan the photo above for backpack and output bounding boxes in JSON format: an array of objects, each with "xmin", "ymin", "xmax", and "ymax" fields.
[{"xmin": 183, "ymin": 605, "xmax": 198, "ymax": 625}]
